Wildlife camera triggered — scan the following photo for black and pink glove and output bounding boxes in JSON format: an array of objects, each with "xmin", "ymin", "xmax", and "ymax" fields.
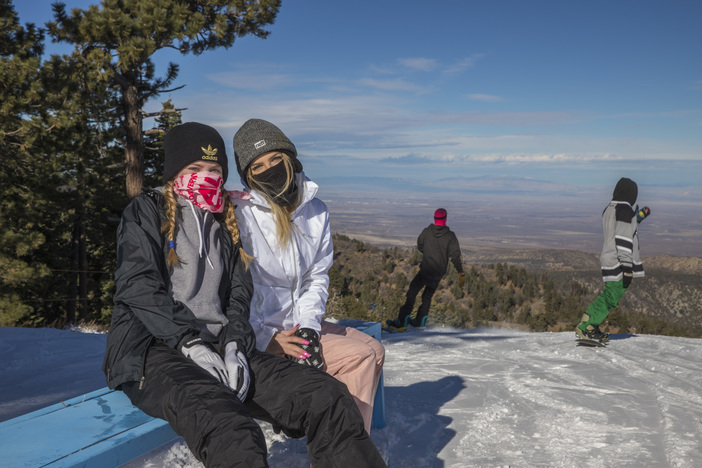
[{"xmin": 288, "ymin": 328, "xmax": 324, "ymax": 369}]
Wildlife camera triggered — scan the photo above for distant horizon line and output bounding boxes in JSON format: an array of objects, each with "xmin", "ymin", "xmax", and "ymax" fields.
[{"xmin": 329, "ymin": 229, "xmax": 701, "ymax": 260}]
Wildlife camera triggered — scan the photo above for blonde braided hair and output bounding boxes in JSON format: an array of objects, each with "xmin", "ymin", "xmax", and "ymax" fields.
[
  {"xmin": 161, "ymin": 181, "xmax": 181, "ymax": 268},
  {"xmin": 220, "ymin": 189, "xmax": 253, "ymax": 268},
  {"xmin": 160, "ymin": 182, "xmax": 252, "ymax": 269}
]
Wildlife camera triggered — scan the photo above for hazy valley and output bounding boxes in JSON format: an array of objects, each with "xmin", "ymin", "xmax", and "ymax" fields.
[{"xmin": 320, "ymin": 175, "xmax": 702, "ymax": 257}]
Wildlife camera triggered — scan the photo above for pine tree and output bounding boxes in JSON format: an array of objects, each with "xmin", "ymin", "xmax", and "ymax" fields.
[
  {"xmin": 0, "ymin": 0, "xmax": 51, "ymax": 326},
  {"xmin": 48, "ymin": 0, "xmax": 281, "ymax": 199},
  {"xmin": 1, "ymin": 0, "xmax": 132, "ymax": 326},
  {"xmin": 37, "ymin": 49, "xmax": 125, "ymax": 325},
  {"xmin": 143, "ymin": 99, "xmax": 184, "ymax": 189}
]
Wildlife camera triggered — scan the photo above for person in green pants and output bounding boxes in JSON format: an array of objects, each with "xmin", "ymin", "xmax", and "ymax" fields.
[{"xmin": 576, "ymin": 177, "xmax": 651, "ymax": 342}]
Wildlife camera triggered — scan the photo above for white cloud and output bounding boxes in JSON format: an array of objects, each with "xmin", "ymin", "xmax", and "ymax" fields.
[
  {"xmin": 462, "ymin": 153, "xmax": 622, "ymax": 163},
  {"xmin": 610, "ymin": 109, "xmax": 702, "ymax": 119},
  {"xmin": 206, "ymin": 70, "xmax": 291, "ymax": 91},
  {"xmin": 397, "ymin": 57, "xmax": 437, "ymax": 72},
  {"xmin": 468, "ymin": 93, "xmax": 504, "ymax": 102},
  {"xmin": 381, "ymin": 152, "xmax": 632, "ymax": 165},
  {"xmin": 381, "ymin": 153, "xmax": 432, "ymax": 164},
  {"xmin": 434, "ymin": 110, "xmax": 589, "ymax": 127},
  {"xmin": 443, "ymin": 54, "xmax": 485, "ymax": 75},
  {"xmin": 367, "ymin": 64, "xmax": 399, "ymax": 75},
  {"xmin": 358, "ymin": 77, "xmax": 427, "ymax": 93},
  {"xmin": 173, "ymin": 74, "xmax": 700, "ymax": 169}
]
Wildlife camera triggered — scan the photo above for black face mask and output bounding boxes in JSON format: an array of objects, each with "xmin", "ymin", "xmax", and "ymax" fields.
[{"xmin": 250, "ymin": 162, "xmax": 298, "ymax": 207}]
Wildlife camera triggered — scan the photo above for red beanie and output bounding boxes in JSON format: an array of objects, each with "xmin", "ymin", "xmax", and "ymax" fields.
[{"xmin": 434, "ymin": 208, "xmax": 447, "ymax": 226}]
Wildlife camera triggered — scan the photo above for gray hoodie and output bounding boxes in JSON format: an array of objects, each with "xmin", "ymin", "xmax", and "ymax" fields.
[{"xmin": 169, "ymin": 197, "xmax": 228, "ymax": 342}]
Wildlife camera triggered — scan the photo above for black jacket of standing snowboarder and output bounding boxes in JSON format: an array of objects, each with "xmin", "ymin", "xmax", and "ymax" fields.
[
  {"xmin": 103, "ymin": 122, "xmax": 386, "ymax": 468},
  {"xmin": 387, "ymin": 208, "xmax": 464, "ymax": 329}
]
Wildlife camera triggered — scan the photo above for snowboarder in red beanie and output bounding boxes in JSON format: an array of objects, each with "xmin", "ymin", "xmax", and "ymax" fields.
[{"xmin": 387, "ymin": 208, "xmax": 464, "ymax": 330}]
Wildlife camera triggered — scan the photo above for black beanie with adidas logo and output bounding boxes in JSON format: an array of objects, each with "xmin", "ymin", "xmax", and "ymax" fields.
[{"xmin": 163, "ymin": 122, "xmax": 229, "ymax": 183}]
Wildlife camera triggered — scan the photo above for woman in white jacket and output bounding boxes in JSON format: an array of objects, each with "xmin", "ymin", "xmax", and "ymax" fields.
[{"xmin": 230, "ymin": 118, "xmax": 385, "ymax": 434}]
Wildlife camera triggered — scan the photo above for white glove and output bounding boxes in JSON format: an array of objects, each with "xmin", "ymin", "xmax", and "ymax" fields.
[
  {"xmin": 181, "ymin": 338, "xmax": 228, "ymax": 383},
  {"xmin": 224, "ymin": 342, "xmax": 250, "ymax": 401}
]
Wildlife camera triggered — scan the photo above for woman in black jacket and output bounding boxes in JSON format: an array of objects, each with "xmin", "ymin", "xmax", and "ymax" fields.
[{"xmin": 103, "ymin": 122, "xmax": 386, "ymax": 468}]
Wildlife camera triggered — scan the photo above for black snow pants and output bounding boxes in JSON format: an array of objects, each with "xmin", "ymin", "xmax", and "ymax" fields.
[
  {"xmin": 122, "ymin": 342, "xmax": 387, "ymax": 468},
  {"xmin": 397, "ymin": 271, "xmax": 441, "ymax": 326}
]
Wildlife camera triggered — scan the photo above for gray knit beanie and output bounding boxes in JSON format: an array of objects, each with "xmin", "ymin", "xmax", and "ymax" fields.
[
  {"xmin": 163, "ymin": 122, "xmax": 228, "ymax": 183},
  {"xmin": 233, "ymin": 118, "xmax": 302, "ymax": 179}
]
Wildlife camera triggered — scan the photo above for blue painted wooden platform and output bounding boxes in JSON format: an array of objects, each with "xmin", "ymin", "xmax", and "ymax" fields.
[{"xmin": 0, "ymin": 387, "xmax": 177, "ymax": 467}]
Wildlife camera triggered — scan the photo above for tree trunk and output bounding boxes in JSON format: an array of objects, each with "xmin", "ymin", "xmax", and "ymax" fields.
[
  {"xmin": 78, "ymin": 211, "xmax": 88, "ymax": 322},
  {"xmin": 123, "ymin": 79, "xmax": 144, "ymax": 200},
  {"xmin": 66, "ymin": 220, "xmax": 79, "ymax": 325}
]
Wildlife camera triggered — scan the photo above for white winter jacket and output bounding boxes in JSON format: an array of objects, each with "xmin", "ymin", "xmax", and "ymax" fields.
[{"xmin": 232, "ymin": 172, "xmax": 333, "ymax": 352}]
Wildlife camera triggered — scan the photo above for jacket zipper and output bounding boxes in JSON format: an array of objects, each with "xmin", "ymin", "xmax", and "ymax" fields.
[
  {"xmin": 138, "ymin": 336, "xmax": 155, "ymax": 389},
  {"xmin": 291, "ymin": 235, "xmax": 299, "ymax": 319}
]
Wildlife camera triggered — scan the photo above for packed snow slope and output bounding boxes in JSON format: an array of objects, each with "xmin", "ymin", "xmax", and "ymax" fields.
[{"xmin": 1, "ymin": 326, "xmax": 701, "ymax": 467}]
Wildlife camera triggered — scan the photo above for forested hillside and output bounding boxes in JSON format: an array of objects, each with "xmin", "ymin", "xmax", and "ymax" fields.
[{"xmin": 326, "ymin": 234, "xmax": 702, "ymax": 338}]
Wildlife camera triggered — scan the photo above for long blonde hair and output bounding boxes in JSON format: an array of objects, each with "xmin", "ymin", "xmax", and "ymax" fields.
[
  {"xmin": 245, "ymin": 153, "xmax": 299, "ymax": 246},
  {"xmin": 160, "ymin": 181, "xmax": 252, "ymax": 268}
]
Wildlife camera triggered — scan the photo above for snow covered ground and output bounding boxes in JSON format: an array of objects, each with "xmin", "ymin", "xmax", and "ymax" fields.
[{"xmin": 1, "ymin": 326, "xmax": 701, "ymax": 467}]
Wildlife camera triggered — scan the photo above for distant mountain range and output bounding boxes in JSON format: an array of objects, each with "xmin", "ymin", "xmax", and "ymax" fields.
[{"xmin": 317, "ymin": 175, "xmax": 702, "ymax": 257}]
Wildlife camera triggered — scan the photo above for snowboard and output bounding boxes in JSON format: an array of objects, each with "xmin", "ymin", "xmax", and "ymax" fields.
[
  {"xmin": 382, "ymin": 325, "xmax": 430, "ymax": 334},
  {"xmin": 576, "ymin": 338, "xmax": 607, "ymax": 348},
  {"xmin": 382, "ymin": 325, "xmax": 408, "ymax": 334}
]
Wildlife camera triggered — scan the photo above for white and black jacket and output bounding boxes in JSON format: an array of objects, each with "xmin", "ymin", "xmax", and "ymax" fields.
[{"xmin": 599, "ymin": 200, "xmax": 645, "ymax": 282}]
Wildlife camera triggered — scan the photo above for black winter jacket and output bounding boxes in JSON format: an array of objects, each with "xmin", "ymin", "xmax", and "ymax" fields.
[
  {"xmin": 103, "ymin": 189, "xmax": 255, "ymax": 389},
  {"xmin": 417, "ymin": 224, "xmax": 463, "ymax": 280}
]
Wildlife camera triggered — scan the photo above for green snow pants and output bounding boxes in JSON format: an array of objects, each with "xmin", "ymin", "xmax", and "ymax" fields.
[{"xmin": 580, "ymin": 280, "xmax": 627, "ymax": 328}]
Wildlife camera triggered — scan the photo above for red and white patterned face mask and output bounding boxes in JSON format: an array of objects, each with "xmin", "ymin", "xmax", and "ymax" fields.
[{"xmin": 173, "ymin": 171, "xmax": 224, "ymax": 213}]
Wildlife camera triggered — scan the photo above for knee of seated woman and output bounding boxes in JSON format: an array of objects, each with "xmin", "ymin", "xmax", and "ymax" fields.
[
  {"xmin": 370, "ymin": 340, "xmax": 385, "ymax": 361},
  {"xmin": 356, "ymin": 343, "xmax": 377, "ymax": 361},
  {"xmin": 330, "ymin": 341, "xmax": 376, "ymax": 362}
]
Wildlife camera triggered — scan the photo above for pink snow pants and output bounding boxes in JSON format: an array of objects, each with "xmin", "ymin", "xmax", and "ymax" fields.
[{"xmin": 319, "ymin": 321, "xmax": 385, "ymax": 434}]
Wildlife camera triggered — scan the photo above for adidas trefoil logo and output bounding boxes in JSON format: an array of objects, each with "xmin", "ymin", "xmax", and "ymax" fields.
[{"xmin": 201, "ymin": 144, "xmax": 218, "ymax": 161}]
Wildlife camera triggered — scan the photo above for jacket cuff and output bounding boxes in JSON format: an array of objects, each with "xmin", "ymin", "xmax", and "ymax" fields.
[
  {"xmin": 224, "ymin": 341, "xmax": 240, "ymax": 354},
  {"xmin": 256, "ymin": 327, "xmax": 276, "ymax": 353},
  {"xmin": 177, "ymin": 334, "xmax": 201, "ymax": 353},
  {"xmin": 298, "ymin": 317, "xmax": 321, "ymax": 334}
]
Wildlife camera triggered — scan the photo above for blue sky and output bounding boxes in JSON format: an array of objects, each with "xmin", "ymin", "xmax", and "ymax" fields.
[{"xmin": 14, "ymin": 0, "xmax": 702, "ymax": 192}]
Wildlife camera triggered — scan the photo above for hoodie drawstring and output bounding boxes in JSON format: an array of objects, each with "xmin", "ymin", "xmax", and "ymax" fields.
[{"xmin": 186, "ymin": 200, "xmax": 215, "ymax": 270}]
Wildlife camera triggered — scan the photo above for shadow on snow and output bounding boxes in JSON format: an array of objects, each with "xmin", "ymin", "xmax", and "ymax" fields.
[
  {"xmin": 607, "ymin": 333, "xmax": 636, "ymax": 341},
  {"xmin": 382, "ymin": 375, "xmax": 466, "ymax": 467}
]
